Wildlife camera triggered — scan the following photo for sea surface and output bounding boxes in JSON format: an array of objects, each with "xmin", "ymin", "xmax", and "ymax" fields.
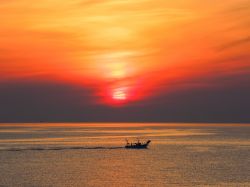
[{"xmin": 0, "ymin": 123, "xmax": 249, "ymax": 187}]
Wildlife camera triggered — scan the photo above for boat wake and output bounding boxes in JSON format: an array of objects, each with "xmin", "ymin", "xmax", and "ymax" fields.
[{"xmin": 0, "ymin": 146, "xmax": 124, "ymax": 152}]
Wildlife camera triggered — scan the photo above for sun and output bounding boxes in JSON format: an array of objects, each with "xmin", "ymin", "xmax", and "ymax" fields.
[{"xmin": 112, "ymin": 88, "xmax": 127, "ymax": 100}]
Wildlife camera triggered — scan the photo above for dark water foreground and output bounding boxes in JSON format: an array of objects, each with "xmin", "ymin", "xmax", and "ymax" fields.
[{"xmin": 0, "ymin": 123, "xmax": 249, "ymax": 187}]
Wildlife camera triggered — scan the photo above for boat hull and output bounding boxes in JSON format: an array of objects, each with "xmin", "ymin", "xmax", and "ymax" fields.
[{"xmin": 125, "ymin": 145, "xmax": 148, "ymax": 149}]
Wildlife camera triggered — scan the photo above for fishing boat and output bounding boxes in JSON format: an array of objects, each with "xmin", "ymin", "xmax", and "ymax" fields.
[{"xmin": 125, "ymin": 139, "xmax": 151, "ymax": 149}]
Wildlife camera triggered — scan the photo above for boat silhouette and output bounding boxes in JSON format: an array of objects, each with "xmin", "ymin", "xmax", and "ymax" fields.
[{"xmin": 125, "ymin": 139, "xmax": 151, "ymax": 149}]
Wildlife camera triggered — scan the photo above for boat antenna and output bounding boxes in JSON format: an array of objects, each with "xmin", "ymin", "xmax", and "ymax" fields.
[{"xmin": 125, "ymin": 138, "xmax": 129, "ymax": 144}]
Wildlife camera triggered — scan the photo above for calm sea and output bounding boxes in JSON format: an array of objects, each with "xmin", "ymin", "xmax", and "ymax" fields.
[{"xmin": 0, "ymin": 123, "xmax": 249, "ymax": 187}]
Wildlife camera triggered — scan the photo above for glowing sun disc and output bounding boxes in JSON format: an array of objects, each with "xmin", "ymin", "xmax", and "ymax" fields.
[{"xmin": 112, "ymin": 89, "xmax": 126, "ymax": 100}]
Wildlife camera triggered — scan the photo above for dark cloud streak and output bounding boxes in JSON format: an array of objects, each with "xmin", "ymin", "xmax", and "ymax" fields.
[{"xmin": 217, "ymin": 36, "xmax": 250, "ymax": 51}]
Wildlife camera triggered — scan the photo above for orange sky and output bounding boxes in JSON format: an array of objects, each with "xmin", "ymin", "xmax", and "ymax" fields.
[{"xmin": 0, "ymin": 0, "xmax": 249, "ymax": 105}]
